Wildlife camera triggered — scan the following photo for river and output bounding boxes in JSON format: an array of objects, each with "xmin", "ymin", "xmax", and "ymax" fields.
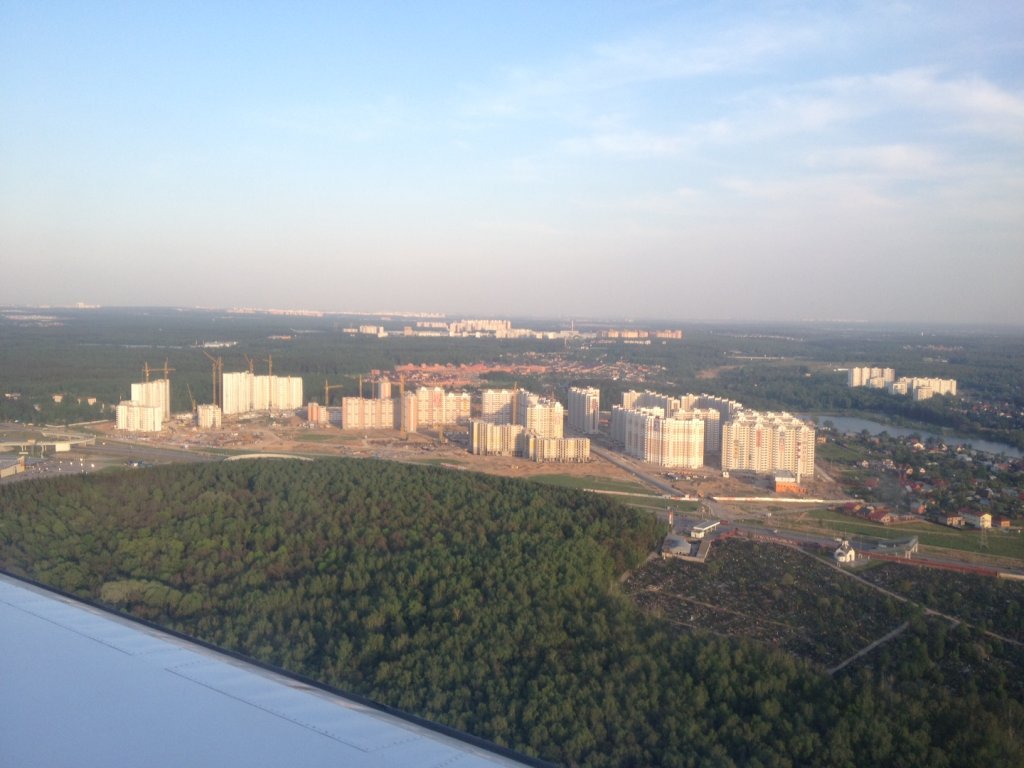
[{"xmin": 808, "ymin": 414, "xmax": 1023, "ymax": 459}]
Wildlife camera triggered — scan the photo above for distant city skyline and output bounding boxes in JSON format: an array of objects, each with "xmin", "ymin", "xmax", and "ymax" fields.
[{"xmin": 2, "ymin": 3, "xmax": 1022, "ymax": 324}]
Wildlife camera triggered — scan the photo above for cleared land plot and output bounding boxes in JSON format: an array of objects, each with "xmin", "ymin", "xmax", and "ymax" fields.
[{"xmin": 624, "ymin": 539, "xmax": 911, "ymax": 667}]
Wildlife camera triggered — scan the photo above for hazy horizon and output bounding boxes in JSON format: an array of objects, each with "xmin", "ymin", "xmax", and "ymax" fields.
[{"xmin": 2, "ymin": 3, "xmax": 1022, "ymax": 324}]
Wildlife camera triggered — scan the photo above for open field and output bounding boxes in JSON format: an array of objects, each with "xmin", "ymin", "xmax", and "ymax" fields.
[
  {"xmin": 527, "ymin": 473, "xmax": 649, "ymax": 494},
  {"xmin": 789, "ymin": 508, "xmax": 1024, "ymax": 563}
]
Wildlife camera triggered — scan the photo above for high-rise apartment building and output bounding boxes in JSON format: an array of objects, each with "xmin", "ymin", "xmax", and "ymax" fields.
[
  {"xmin": 131, "ymin": 379, "xmax": 170, "ymax": 423},
  {"xmin": 686, "ymin": 407, "xmax": 722, "ymax": 453},
  {"xmin": 415, "ymin": 387, "xmax": 471, "ymax": 427},
  {"xmin": 622, "ymin": 408, "xmax": 704, "ymax": 468},
  {"xmin": 398, "ymin": 391, "xmax": 418, "ymax": 432},
  {"xmin": 721, "ymin": 411, "xmax": 815, "ymax": 478},
  {"xmin": 341, "ymin": 397, "xmax": 396, "ymax": 430},
  {"xmin": 520, "ymin": 435, "xmax": 591, "ymax": 463},
  {"xmin": 115, "ymin": 401, "xmax": 163, "ymax": 432},
  {"xmin": 221, "ymin": 372, "xmax": 303, "ymax": 415},
  {"xmin": 520, "ymin": 394, "xmax": 564, "ymax": 439},
  {"xmin": 480, "ymin": 389, "xmax": 516, "ymax": 424},
  {"xmin": 847, "ymin": 367, "xmax": 896, "ymax": 388},
  {"xmin": 567, "ymin": 387, "xmax": 600, "ymax": 434},
  {"xmin": 886, "ymin": 377, "xmax": 957, "ymax": 400},
  {"xmin": 470, "ymin": 419, "xmax": 523, "ymax": 455}
]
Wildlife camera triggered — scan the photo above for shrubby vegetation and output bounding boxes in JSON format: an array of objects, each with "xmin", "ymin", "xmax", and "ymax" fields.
[
  {"xmin": 2, "ymin": 459, "xmax": 1023, "ymax": 765},
  {"xmin": 625, "ymin": 541, "xmax": 911, "ymax": 667},
  {"xmin": 859, "ymin": 563, "xmax": 1024, "ymax": 642}
]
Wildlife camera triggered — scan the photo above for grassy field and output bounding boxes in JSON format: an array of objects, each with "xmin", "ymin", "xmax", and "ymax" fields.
[
  {"xmin": 614, "ymin": 494, "xmax": 700, "ymax": 513},
  {"xmin": 293, "ymin": 431, "xmax": 362, "ymax": 442},
  {"xmin": 792, "ymin": 509, "xmax": 1024, "ymax": 562},
  {"xmin": 816, "ymin": 440, "xmax": 870, "ymax": 463},
  {"xmin": 528, "ymin": 474, "xmax": 650, "ymax": 494}
]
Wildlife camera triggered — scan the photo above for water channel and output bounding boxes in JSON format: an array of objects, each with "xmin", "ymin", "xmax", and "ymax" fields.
[{"xmin": 808, "ymin": 414, "xmax": 1022, "ymax": 458}]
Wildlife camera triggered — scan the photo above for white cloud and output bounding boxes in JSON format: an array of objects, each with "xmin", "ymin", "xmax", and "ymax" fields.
[
  {"xmin": 464, "ymin": 21, "xmax": 821, "ymax": 119},
  {"xmin": 804, "ymin": 144, "xmax": 941, "ymax": 175}
]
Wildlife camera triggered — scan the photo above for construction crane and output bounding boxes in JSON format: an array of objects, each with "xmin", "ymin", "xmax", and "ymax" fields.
[
  {"xmin": 260, "ymin": 355, "xmax": 273, "ymax": 409},
  {"xmin": 162, "ymin": 357, "xmax": 175, "ymax": 380},
  {"xmin": 186, "ymin": 383, "xmax": 197, "ymax": 414},
  {"xmin": 201, "ymin": 351, "xmax": 223, "ymax": 408},
  {"xmin": 243, "ymin": 354, "xmax": 255, "ymax": 375},
  {"xmin": 323, "ymin": 379, "xmax": 345, "ymax": 407},
  {"xmin": 142, "ymin": 362, "xmax": 152, "ymax": 383}
]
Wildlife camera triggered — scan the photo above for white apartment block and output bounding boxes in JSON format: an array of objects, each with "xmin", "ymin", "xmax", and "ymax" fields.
[
  {"xmin": 373, "ymin": 379, "xmax": 392, "ymax": 400},
  {"xmin": 721, "ymin": 411, "xmax": 815, "ymax": 478},
  {"xmin": 115, "ymin": 401, "xmax": 163, "ymax": 432},
  {"xmin": 341, "ymin": 397, "xmax": 396, "ymax": 430},
  {"xmin": 521, "ymin": 435, "xmax": 591, "ymax": 463},
  {"xmin": 567, "ymin": 387, "xmax": 600, "ymax": 434},
  {"xmin": 888, "ymin": 377, "xmax": 957, "ymax": 400},
  {"xmin": 480, "ymin": 389, "xmax": 517, "ymax": 424},
  {"xmin": 130, "ymin": 379, "xmax": 170, "ymax": 422},
  {"xmin": 621, "ymin": 390, "xmax": 682, "ymax": 416},
  {"xmin": 415, "ymin": 387, "xmax": 472, "ymax": 426},
  {"xmin": 622, "ymin": 407, "xmax": 704, "ymax": 468},
  {"xmin": 520, "ymin": 394, "xmax": 564, "ymax": 439},
  {"xmin": 197, "ymin": 404, "xmax": 223, "ymax": 429},
  {"xmin": 398, "ymin": 392, "xmax": 418, "ymax": 432},
  {"xmin": 449, "ymin": 319, "xmax": 512, "ymax": 336},
  {"xmin": 847, "ymin": 366, "xmax": 896, "ymax": 388},
  {"xmin": 470, "ymin": 419, "xmax": 523, "ymax": 455},
  {"xmin": 222, "ymin": 371, "xmax": 252, "ymax": 415},
  {"xmin": 221, "ymin": 372, "xmax": 304, "ymax": 415},
  {"xmin": 694, "ymin": 394, "xmax": 743, "ymax": 424},
  {"xmin": 687, "ymin": 408, "xmax": 722, "ymax": 453}
]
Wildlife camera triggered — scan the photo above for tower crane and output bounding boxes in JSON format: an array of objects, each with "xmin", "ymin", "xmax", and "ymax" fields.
[
  {"xmin": 260, "ymin": 354, "xmax": 273, "ymax": 409},
  {"xmin": 323, "ymin": 379, "xmax": 345, "ymax": 407},
  {"xmin": 201, "ymin": 351, "xmax": 223, "ymax": 408}
]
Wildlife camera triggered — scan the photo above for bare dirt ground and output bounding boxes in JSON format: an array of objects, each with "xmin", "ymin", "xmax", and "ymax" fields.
[{"xmin": 81, "ymin": 417, "xmax": 845, "ymax": 501}]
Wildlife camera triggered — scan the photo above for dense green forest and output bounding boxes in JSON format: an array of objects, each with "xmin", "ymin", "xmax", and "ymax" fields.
[{"xmin": 2, "ymin": 459, "xmax": 1023, "ymax": 766}]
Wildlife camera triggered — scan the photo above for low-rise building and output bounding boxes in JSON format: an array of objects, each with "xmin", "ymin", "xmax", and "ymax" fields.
[
  {"xmin": 961, "ymin": 509, "xmax": 992, "ymax": 529},
  {"xmin": 834, "ymin": 540, "xmax": 856, "ymax": 564},
  {"xmin": 689, "ymin": 520, "xmax": 720, "ymax": 539}
]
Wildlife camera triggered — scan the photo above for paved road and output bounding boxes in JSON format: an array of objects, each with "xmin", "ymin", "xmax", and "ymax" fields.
[{"xmin": 590, "ymin": 445, "xmax": 686, "ymax": 498}]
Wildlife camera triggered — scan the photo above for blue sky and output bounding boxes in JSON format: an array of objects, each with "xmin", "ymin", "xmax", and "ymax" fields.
[{"xmin": 2, "ymin": 2, "xmax": 1022, "ymax": 323}]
